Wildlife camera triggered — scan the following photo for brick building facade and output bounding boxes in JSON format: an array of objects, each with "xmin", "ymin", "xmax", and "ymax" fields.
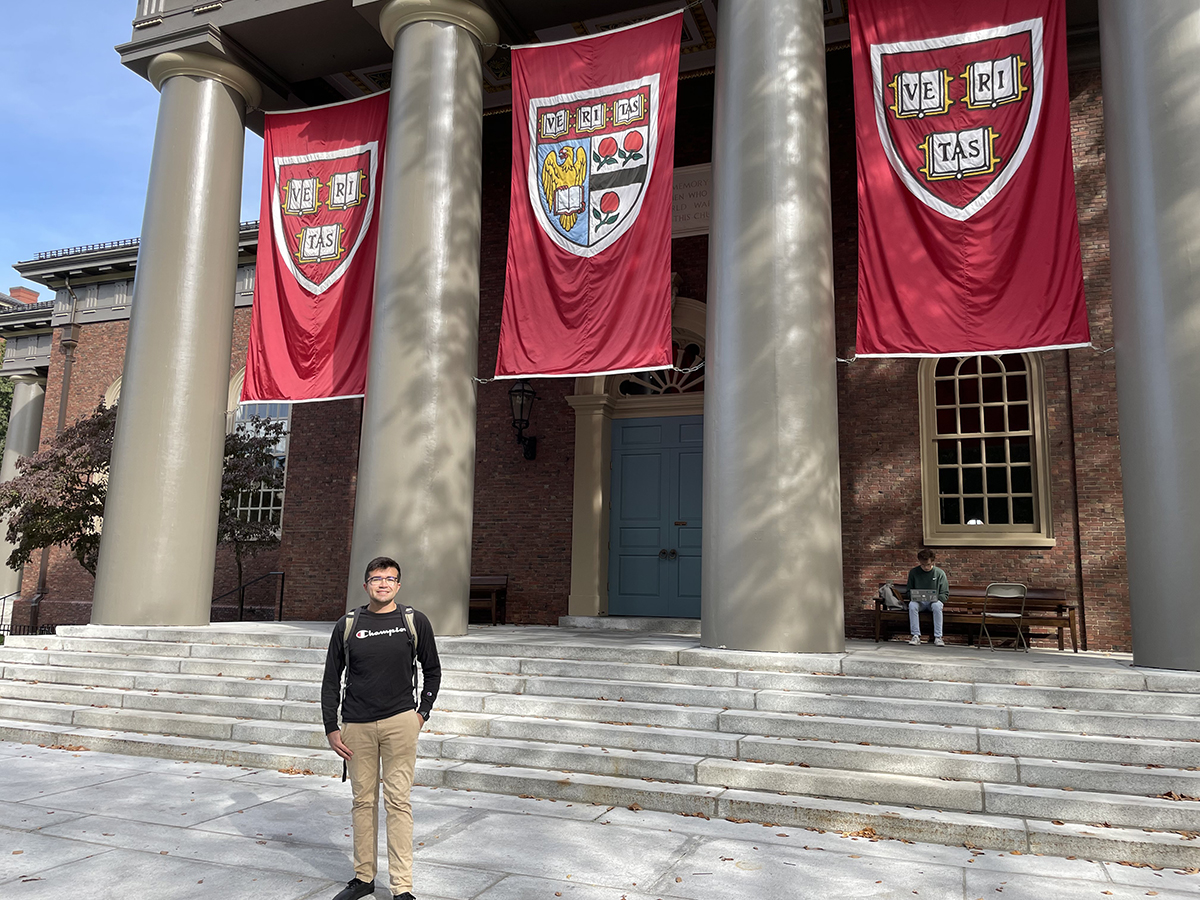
[{"xmin": 7, "ymin": 53, "xmax": 1130, "ymax": 649}]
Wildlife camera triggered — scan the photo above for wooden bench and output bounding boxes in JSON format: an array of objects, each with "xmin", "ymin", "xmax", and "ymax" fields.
[
  {"xmin": 874, "ymin": 584, "xmax": 1078, "ymax": 651},
  {"xmin": 469, "ymin": 575, "xmax": 508, "ymax": 625}
]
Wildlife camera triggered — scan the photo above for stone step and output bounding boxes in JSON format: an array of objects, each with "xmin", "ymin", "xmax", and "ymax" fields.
[
  {"xmin": 0, "ymin": 697, "xmax": 247, "ymax": 739},
  {"xmin": 736, "ymin": 734, "xmax": 1019, "ymax": 783},
  {"xmin": 0, "ymin": 644, "xmax": 325, "ymax": 679},
  {"xmin": 481, "ymin": 713, "xmax": 741, "ymax": 758},
  {"xmin": 0, "ymin": 647, "xmax": 191, "ymax": 674},
  {"xmin": 699, "ymin": 756, "xmax": 985, "ymax": 811},
  {"xmin": 510, "ymin": 657, "xmax": 742, "ymax": 688},
  {"xmin": 434, "ymin": 735, "xmax": 705, "ymax": 783},
  {"xmin": 476, "ymin": 693, "xmax": 725, "ymax": 730},
  {"xmin": 978, "ymin": 726, "xmax": 1200, "ymax": 768},
  {"xmin": 505, "ymin": 674, "xmax": 757, "ymax": 710},
  {"xmin": 54, "ymin": 624, "xmax": 327, "ymax": 649},
  {"xmin": 1015, "ymin": 757, "xmax": 1200, "ymax": 798},
  {"xmin": 437, "ymin": 638, "xmax": 683, "ymax": 666},
  {"xmin": 0, "ymin": 679, "xmax": 320, "ymax": 724},
  {"xmin": 982, "ymin": 782, "xmax": 1200, "ymax": 832},
  {"xmin": 0, "ymin": 663, "xmax": 312, "ymax": 700},
  {"xmin": 752, "ymin": 688, "xmax": 1010, "ymax": 728},
  {"xmin": 1010, "ymin": 705, "xmax": 1200, "ymax": 741},
  {"xmin": 0, "ymin": 716, "xmax": 342, "ymax": 774},
  {"xmin": 719, "ymin": 708, "xmax": 978, "ymax": 752},
  {"xmin": 975, "ymin": 681, "xmax": 1200, "ymax": 716},
  {"xmin": 4, "ymin": 635, "xmax": 197, "ymax": 657}
]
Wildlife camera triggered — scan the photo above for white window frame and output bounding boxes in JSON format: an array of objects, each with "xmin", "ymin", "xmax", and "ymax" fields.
[{"xmin": 918, "ymin": 353, "xmax": 1055, "ymax": 547}]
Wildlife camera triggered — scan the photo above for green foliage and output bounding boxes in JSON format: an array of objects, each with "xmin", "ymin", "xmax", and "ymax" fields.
[{"xmin": 0, "ymin": 401, "xmax": 115, "ymax": 576}]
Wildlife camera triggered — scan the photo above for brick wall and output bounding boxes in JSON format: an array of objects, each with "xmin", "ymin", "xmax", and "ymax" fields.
[{"xmin": 275, "ymin": 398, "xmax": 362, "ymax": 621}]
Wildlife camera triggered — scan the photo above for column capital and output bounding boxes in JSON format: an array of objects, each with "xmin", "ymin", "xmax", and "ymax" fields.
[
  {"xmin": 378, "ymin": 0, "xmax": 499, "ymax": 57},
  {"xmin": 147, "ymin": 51, "xmax": 262, "ymax": 111},
  {"xmin": 9, "ymin": 374, "xmax": 47, "ymax": 387}
]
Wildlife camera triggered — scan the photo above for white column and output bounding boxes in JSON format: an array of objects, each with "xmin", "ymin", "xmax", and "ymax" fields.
[
  {"xmin": 1100, "ymin": 1, "xmax": 1200, "ymax": 671},
  {"xmin": 0, "ymin": 375, "xmax": 47, "ymax": 606},
  {"xmin": 92, "ymin": 52, "xmax": 260, "ymax": 626},
  {"xmin": 566, "ymin": 383, "xmax": 616, "ymax": 617},
  {"xmin": 701, "ymin": 0, "xmax": 845, "ymax": 652},
  {"xmin": 346, "ymin": 0, "xmax": 497, "ymax": 634}
]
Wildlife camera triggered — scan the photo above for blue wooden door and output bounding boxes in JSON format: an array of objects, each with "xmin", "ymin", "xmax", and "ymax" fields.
[{"xmin": 608, "ymin": 416, "xmax": 703, "ymax": 617}]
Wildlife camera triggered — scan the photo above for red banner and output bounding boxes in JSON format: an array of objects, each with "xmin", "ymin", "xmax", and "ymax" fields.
[
  {"xmin": 243, "ymin": 92, "xmax": 388, "ymax": 401},
  {"xmin": 851, "ymin": 0, "xmax": 1090, "ymax": 357},
  {"xmin": 495, "ymin": 13, "xmax": 681, "ymax": 378}
]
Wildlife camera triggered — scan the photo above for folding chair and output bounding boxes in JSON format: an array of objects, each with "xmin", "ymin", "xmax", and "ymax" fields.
[{"xmin": 979, "ymin": 582, "xmax": 1029, "ymax": 652}]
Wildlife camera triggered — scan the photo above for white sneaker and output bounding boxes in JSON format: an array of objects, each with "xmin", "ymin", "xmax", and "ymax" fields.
[
  {"xmin": 908, "ymin": 635, "xmax": 921, "ymax": 645},
  {"xmin": 934, "ymin": 637, "xmax": 945, "ymax": 646}
]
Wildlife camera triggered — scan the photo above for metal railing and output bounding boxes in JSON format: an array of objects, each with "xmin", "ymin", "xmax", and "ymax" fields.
[
  {"xmin": 0, "ymin": 591, "xmax": 55, "ymax": 637},
  {"xmin": 31, "ymin": 222, "xmax": 259, "ymax": 263},
  {"xmin": 34, "ymin": 237, "xmax": 140, "ymax": 261},
  {"xmin": 210, "ymin": 571, "xmax": 286, "ymax": 622}
]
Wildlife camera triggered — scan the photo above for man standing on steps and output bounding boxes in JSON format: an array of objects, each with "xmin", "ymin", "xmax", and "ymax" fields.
[{"xmin": 322, "ymin": 556, "xmax": 441, "ymax": 900}]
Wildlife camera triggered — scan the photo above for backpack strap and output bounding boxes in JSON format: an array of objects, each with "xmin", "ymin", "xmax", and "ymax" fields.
[
  {"xmin": 338, "ymin": 606, "xmax": 363, "ymax": 783},
  {"xmin": 402, "ymin": 606, "xmax": 419, "ymax": 697}
]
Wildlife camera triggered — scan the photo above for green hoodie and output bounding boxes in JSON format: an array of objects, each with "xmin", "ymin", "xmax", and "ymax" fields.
[{"xmin": 907, "ymin": 565, "xmax": 949, "ymax": 604}]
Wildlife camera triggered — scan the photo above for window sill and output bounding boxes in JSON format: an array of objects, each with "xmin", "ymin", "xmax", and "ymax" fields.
[{"xmin": 923, "ymin": 533, "xmax": 1057, "ymax": 548}]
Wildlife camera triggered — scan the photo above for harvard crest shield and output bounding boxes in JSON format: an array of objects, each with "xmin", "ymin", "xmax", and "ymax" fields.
[
  {"xmin": 870, "ymin": 18, "xmax": 1044, "ymax": 221},
  {"xmin": 270, "ymin": 142, "xmax": 380, "ymax": 295},
  {"xmin": 526, "ymin": 75, "xmax": 660, "ymax": 257}
]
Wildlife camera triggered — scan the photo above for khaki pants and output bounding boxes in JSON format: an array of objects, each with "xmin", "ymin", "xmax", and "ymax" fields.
[{"xmin": 342, "ymin": 710, "xmax": 422, "ymax": 893}]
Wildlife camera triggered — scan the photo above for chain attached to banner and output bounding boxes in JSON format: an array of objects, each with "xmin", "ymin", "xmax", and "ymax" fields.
[{"xmin": 473, "ymin": 359, "xmax": 705, "ymax": 385}]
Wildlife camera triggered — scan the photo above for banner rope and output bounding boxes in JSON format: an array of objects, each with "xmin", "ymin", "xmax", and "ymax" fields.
[{"xmin": 479, "ymin": 0, "xmax": 708, "ymax": 49}]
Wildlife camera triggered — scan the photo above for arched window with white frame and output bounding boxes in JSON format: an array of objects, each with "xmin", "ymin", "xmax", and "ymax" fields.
[{"xmin": 918, "ymin": 354, "xmax": 1055, "ymax": 547}]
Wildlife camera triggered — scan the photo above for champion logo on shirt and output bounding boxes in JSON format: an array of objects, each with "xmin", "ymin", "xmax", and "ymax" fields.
[{"xmin": 355, "ymin": 626, "xmax": 407, "ymax": 640}]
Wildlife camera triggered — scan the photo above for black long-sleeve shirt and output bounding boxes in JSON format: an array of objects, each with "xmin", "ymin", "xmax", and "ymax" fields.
[{"xmin": 320, "ymin": 605, "xmax": 441, "ymax": 735}]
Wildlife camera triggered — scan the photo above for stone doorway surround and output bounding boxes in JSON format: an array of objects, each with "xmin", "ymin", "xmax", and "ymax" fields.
[{"xmin": 566, "ymin": 293, "xmax": 706, "ymax": 617}]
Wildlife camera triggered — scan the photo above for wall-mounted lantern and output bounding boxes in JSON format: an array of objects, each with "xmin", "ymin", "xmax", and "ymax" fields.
[{"xmin": 508, "ymin": 379, "xmax": 537, "ymax": 460}]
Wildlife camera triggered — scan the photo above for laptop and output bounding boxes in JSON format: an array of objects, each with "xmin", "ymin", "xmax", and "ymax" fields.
[{"xmin": 908, "ymin": 589, "xmax": 939, "ymax": 604}]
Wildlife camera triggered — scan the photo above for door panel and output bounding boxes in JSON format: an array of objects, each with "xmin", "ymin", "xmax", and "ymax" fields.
[
  {"xmin": 608, "ymin": 415, "xmax": 703, "ymax": 618},
  {"xmin": 619, "ymin": 453, "xmax": 663, "ymax": 519}
]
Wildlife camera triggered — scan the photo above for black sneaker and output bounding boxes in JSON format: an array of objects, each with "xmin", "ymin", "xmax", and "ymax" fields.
[
  {"xmin": 393, "ymin": 893, "xmax": 416, "ymax": 900},
  {"xmin": 332, "ymin": 878, "xmax": 375, "ymax": 900}
]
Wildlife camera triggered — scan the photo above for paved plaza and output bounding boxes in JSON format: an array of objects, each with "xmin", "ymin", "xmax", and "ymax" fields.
[{"xmin": 0, "ymin": 739, "xmax": 1196, "ymax": 899}]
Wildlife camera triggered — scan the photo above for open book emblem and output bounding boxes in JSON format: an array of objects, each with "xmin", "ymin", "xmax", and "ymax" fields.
[
  {"xmin": 271, "ymin": 142, "xmax": 380, "ymax": 295},
  {"xmin": 870, "ymin": 19, "xmax": 1044, "ymax": 221},
  {"xmin": 527, "ymin": 74, "xmax": 659, "ymax": 257}
]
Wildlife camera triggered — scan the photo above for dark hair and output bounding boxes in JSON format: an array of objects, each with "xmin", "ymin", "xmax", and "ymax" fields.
[
  {"xmin": 364, "ymin": 556, "xmax": 402, "ymax": 582},
  {"xmin": 917, "ymin": 549, "xmax": 937, "ymax": 563}
]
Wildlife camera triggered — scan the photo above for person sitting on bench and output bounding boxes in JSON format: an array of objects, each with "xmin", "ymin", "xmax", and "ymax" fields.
[{"xmin": 907, "ymin": 548, "xmax": 950, "ymax": 647}]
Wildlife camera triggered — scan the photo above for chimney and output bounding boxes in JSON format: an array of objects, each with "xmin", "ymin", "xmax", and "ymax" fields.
[{"xmin": 7, "ymin": 286, "xmax": 40, "ymax": 305}]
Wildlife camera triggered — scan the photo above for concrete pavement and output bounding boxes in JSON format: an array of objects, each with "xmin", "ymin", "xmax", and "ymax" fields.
[{"xmin": 0, "ymin": 739, "xmax": 1197, "ymax": 899}]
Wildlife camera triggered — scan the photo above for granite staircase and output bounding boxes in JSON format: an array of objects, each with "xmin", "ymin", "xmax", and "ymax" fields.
[{"xmin": 0, "ymin": 624, "xmax": 1198, "ymax": 868}]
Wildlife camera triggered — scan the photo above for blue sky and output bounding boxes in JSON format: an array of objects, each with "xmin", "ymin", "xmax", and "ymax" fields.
[{"xmin": 1, "ymin": 2, "xmax": 264, "ymax": 299}]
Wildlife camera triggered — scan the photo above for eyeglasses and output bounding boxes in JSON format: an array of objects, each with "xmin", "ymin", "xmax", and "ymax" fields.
[{"xmin": 367, "ymin": 576, "xmax": 399, "ymax": 585}]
